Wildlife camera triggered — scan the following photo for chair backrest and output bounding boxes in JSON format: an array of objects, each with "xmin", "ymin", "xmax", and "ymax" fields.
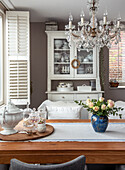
[
  {"xmin": 109, "ymin": 101, "xmax": 125, "ymax": 119},
  {"xmin": 9, "ymin": 155, "xmax": 85, "ymax": 170}
]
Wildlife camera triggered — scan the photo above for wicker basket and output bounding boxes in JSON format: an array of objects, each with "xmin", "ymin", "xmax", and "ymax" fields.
[{"xmin": 109, "ymin": 82, "xmax": 119, "ymax": 87}]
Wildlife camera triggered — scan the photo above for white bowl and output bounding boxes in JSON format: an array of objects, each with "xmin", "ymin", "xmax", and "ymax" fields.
[
  {"xmin": 57, "ymin": 87, "xmax": 73, "ymax": 92},
  {"xmin": 77, "ymin": 69, "xmax": 84, "ymax": 74},
  {"xmin": 55, "ymin": 44, "xmax": 62, "ymax": 49},
  {"xmin": 84, "ymin": 58, "xmax": 89, "ymax": 62},
  {"xmin": 55, "ymin": 40, "xmax": 62, "ymax": 44}
]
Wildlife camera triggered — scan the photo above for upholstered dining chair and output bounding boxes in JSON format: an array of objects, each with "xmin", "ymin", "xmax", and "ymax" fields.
[
  {"xmin": 116, "ymin": 165, "xmax": 125, "ymax": 170},
  {"xmin": 9, "ymin": 155, "xmax": 86, "ymax": 170}
]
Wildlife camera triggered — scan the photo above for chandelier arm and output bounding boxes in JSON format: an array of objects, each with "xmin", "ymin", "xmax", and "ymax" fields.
[
  {"xmin": 83, "ymin": 28, "xmax": 88, "ymax": 38},
  {"xmin": 72, "ymin": 32, "xmax": 81, "ymax": 38},
  {"xmin": 110, "ymin": 32, "xmax": 117, "ymax": 39}
]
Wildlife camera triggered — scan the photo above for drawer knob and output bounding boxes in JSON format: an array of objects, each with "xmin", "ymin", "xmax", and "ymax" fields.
[{"xmin": 62, "ymin": 96, "xmax": 65, "ymax": 99}]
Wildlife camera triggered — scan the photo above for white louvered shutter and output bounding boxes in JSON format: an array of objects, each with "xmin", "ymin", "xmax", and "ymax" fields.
[{"xmin": 6, "ymin": 11, "xmax": 30, "ymax": 105}]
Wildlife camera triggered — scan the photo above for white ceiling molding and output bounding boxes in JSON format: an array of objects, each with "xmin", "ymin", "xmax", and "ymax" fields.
[
  {"xmin": 3, "ymin": 0, "xmax": 125, "ymax": 22},
  {"xmin": 1, "ymin": 0, "xmax": 15, "ymax": 10}
]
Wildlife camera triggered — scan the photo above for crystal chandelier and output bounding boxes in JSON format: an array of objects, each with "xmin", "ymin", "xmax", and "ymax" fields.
[{"xmin": 65, "ymin": 0, "xmax": 121, "ymax": 51}]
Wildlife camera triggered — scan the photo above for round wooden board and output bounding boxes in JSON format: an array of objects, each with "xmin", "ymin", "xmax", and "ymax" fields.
[{"xmin": 0, "ymin": 124, "xmax": 54, "ymax": 141}]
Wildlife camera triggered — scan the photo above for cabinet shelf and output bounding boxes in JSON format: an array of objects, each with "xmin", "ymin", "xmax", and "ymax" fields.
[
  {"xmin": 80, "ymin": 62, "xmax": 93, "ymax": 64},
  {"xmin": 54, "ymin": 62, "xmax": 70, "ymax": 64},
  {"xmin": 78, "ymin": 49, "xmax": 93, "ymax": 51},
  {"xmin": 50, "ymin": 77, "xmax": 97, "ymax": 80},
  {"xmin": 46, "ymin": 91, "xmax": 104, "ymax": 94},
  {"xmin": 54, "ymin": 49, "xmax": 70, "ymax": 51}
]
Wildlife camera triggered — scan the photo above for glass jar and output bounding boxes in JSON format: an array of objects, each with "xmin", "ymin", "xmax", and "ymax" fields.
[
  {"xmin": 29, "ymin": 108, "xmax": 39, "ymax": 131},
  {"xmin": 37, "ymin": 109, "xmax": 46, "ymax": 133},
  {"xmin": 38, "ymin": 109, "xmax": 46, "ymax": 123},
  {"xmin": 23, "ymin": 102, "xmax": 33, "ymax": 128}
]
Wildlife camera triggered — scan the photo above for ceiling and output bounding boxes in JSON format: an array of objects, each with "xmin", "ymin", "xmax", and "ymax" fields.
[{"xmin": 2, "ymin": 0, "xmax": 125, "ymax": 22}]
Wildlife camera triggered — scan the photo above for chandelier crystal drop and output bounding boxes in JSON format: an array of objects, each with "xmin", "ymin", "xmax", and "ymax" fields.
[{"xmin": 65, "ymin": 0, "xmax": 121, "ymax": 51}]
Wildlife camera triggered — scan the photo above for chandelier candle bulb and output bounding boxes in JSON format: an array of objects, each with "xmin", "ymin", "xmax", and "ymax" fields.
[
  {"xmin": 69, "ymin": 21, "xmax": 72, "ymax": 29},
  {"xmin": 117, "ymin": 20, "xmax": 120, "ymax": 28},
  {"xmin": 92, "ymin": 14, "xmax": 95, "ymax": 28},
  {"xmin": 81, "ymin": 17, "xmax": 84, "ymax": 25},
  {"xmin": 103, "ymin": 14, "xmax": 107, "ymax": 25},
  {"xmin": 80, "ymin": 10, "xmax": 85, "ymax": 25},
  {"xmin": 69, "ymin": 14, "xmax": 73, "ymax": 29}
]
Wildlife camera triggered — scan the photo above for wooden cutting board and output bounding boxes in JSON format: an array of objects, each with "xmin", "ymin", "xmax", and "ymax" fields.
[{"xmin": 0, "ymin": 121, "xmax": 54, "ymax": 141}]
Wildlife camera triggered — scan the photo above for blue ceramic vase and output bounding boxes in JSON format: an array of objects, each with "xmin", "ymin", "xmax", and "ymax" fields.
[{"xmin": 91, "ymin": 114, "xmax": 108, "ymax": 132}]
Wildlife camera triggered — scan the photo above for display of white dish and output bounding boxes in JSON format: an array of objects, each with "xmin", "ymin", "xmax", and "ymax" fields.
[
  {"xmin": 54, "ymin": 52, "xmax": 61, "ymax": 56},
  {"xmin": 62, "ymin": 45, "xmax": 69, "ymax": 49},
  {"xmin": 66, "ymin": 83, "xmax": 72, "ymax": 87},
  {"xmin": 58, "ymin": 84, "xmax": 67, "ymax": 88},
  {"xmin": 55, "ymin": 40, "xmax": 63, "ymax": 44},
  {"xmin": 77, "ymin": 85, "xmax": 91, "ymax": 92},
  {"xmin": 57, "ymin": 87, "xmax": 73, "ymax": 92},
  {"xmin": 54, "ymin": 53, "xmax": 61, "ymax": 61},
  {"xmin": 77, "ymin": 68, "xmax": 84, "ymax": 73},
  {"xmin": 54, "ymin": 40, "xmax": 63, "ymax": 49},
  {"xmin": 78, "ymin": 70, "xmax": 85, "ymax": 74},
  {"xmin": 87, "ymin": 54, "xmax": 93, "ymax": 61},
  {"xmin": 0, "ymin": 100, "xmax": 23, "ymax": 135},
  {"xmin": 63, "ymin": 42, "xmax": 68, "ymax": 45},
  {"xmin": 55, "ymin": 44, "xmax": 62, "ymax": 49},
  {"xmin": 78, "ymin": 67, "xmax": 84, "ymax": 70},
  {"xmin": 65, "ymin": 59, "xmax": 70, "ymax": 63},
  {"xmin": 85, "ymin": 66, "xmax": 93, "ymax": 74},
  {"xmin": 84, "ymin": 58, "xmax": 89, "ymax": 62},
  {"xmin": 59, "ymin": 82, "xmax": 65, "ymax": 86}
]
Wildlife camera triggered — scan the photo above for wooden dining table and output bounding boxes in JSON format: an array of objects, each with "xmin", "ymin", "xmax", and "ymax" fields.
[{"xmin": 0, "ymin": 119, "xmax": 125, "ymax": 165}]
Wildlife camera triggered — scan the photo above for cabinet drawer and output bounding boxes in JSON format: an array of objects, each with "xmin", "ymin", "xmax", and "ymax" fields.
[
  {"xmin": 75, "ymin": 94, "xmax": 99, "ymax": 101},
  {"xmin": 50, "ymin": 94, "xmax": 73, "ymax": 101}
]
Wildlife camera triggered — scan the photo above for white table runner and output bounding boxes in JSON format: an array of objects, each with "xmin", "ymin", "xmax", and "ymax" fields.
[{"xmin": 32, "ymin": 123, "xmax": 125, "ymax": 142}]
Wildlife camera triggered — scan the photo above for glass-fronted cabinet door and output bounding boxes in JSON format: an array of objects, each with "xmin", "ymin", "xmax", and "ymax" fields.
[
  {"xmin": 51, "ymin": 37, "xmax": 73, "ymax": 78},
  {"xmin": 74, "ymin": 47, "xmax": 96, "ymax": 78}
]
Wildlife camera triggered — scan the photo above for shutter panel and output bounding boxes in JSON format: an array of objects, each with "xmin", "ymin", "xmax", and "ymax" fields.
[{"xmin": 6, "ymin": 11, "xmax": 30, "ymax": 105}]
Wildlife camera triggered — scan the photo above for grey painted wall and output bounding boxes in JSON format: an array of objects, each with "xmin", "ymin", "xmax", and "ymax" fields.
[
  {"xmin": 30, "ymin": 22, "xmax": 47, "ymax": 108},
  {"xmin": 102, "ymin": 47, "xmax": 125, "ymax": 101},
  {"xmin": 30, "ymin": 22, "xmax": 67, "ymax": 108},
  {"xmin": 30, "ymin": 22, "xmax": 125, "ymax": 108}
]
